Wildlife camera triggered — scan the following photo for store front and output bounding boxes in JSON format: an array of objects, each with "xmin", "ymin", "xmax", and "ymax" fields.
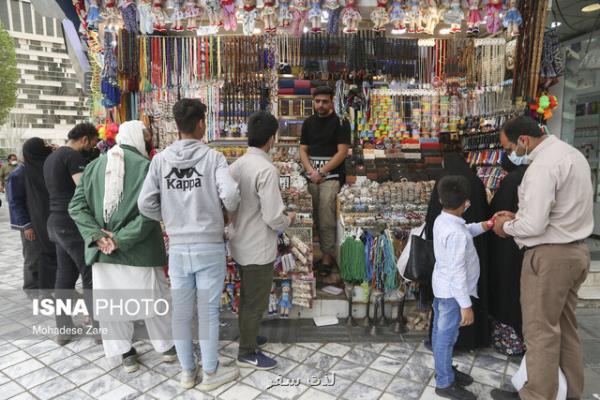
[{"xmin": 68, "ymin": 0, "xmax": 553, "ymax": 334}]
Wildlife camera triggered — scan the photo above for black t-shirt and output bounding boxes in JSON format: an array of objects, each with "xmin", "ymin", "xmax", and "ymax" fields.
[
  {"xmin": 300, "ymin": 112, "xmax": 351, "ymax": 181},
  {"xmin": 44, "ymin": 147, "xmax": 87, "ymax": 213}
]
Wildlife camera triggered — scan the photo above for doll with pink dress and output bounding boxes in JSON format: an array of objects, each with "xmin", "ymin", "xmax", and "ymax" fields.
[{"xmin": 467, "ymin": 0, "xmax": 482, "ymax": 35}]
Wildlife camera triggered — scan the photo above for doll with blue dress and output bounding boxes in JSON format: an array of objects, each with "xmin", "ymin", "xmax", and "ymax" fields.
[
  {"xmin": 279, "ymin": 280, "xmax": 292, "ymax": 318},
  {"xmin": 503, "ymin": 0, "xmax": 522, "ymax": 37}
]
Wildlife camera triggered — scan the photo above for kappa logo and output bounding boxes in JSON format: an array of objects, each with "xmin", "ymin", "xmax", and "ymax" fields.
[{"xmin": 165, "ymin": 167, "xmax": 203, "ymax": 191}]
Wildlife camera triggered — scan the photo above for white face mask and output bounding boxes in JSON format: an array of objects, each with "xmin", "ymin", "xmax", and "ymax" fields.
[
  {"xmin": 507, "ymin": 140, "xmax": 528, "ymax": 166},
  {"xmin": 9, "ymin": 160, "xmax": 17, "ymax": 166}
]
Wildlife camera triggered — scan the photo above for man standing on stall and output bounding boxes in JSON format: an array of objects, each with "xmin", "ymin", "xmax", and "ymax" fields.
[
  {"xmin": 491, "ymin": 116, "xmax": 593, "ymax": 400},
  {"xmin": 229, "ymin": 111, "xmax": 296, "ymax": 370},
  {"xmin": 299, "ymin": 86, "xmax": 350, "ymax": 277}
]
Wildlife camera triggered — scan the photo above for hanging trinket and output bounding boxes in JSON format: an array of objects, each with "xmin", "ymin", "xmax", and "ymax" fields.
[
  {"xmin": 421, "ymin": 0, "xmax": 441, "ymax": 35},
  {"xmin": 308, "ymin": 0, "xmax": 323, "ymax": 33},
  {"xmin": 503, "ymin": 0, "xmax": 522, "ymax": 37},
  {"xmin": 87, "ymin": 0, "xmax": 101, "ymax": 30},
  {"xmin": 389, "ymin": 0, "xmax": 406, "ymax": 31},
  {"xmin": 406, "ymin": 0, "xmax": 420, "ymax": 33},
  {"xmin": 279, "ymin": 280, "xmax": 292, "ymax": 318},
  {"xmin": 466, "ymin": 0, "xmax": 482, "ymax": 35},
  {"xmin": 371, "ymin": 0, "xmax": 390, "ymax": 32},
  {"xmin": 151, "ymin": 0, "xmax": 169, "ymax": 32},
  {"xmin": 205, "ymin": 0, "xmax": 223, "ymax": 28},
  {"xmin": 443, "ymin": 0, "xmax": 464, "ymax": 33},
  {"xmin": 182, "ymin": 0, "xmax": 203, "ymax": 31},
  {"xmin": 341, "ymin": 0, "xmax": 361, "ymax": 34},
  {"xmin": 102, "ymin": 0, "xmax": 122, "ymax": 32},
  {"xmin": 139, "ymin": 0, "xmax": 153, "ymax": 34},
  {"xmin": 268, "ymin": 283, "xmax": 278, "ymax": 315},
  {"xmin": 263, "ymin": 0, "xmax": 278, "ymax": 33},
  {"xmin": 241, "ymin": 0, "xmax": 258, "ymax": 36},
  {"xmin": 324, "ymin": 0, "xmax": 342, "ymax": 34},
  {"xmin": 119, "ymin": 0, "xmax": 138, "ymax": 32},
  {"xmin": 290, "ymin": 0, "xmax": 308, "ymax": 37},
  {"xmin": 279, "ymin": 0, "xmax": 293, "ymax": 28},
  {"xmin": 485, "ymin": 0, "xmax": 504, "ymax": 35},
  {"xmin": 221, "ymin": 0, "xmax": 237, "ymax": 31},
  {"xmin": 170, "ymin": 0, "xmax": 185, "ymax": 31}
]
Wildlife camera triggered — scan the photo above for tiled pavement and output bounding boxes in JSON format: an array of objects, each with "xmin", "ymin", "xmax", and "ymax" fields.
[{"xmin": 1, "ymin": 202, "xmax": 600, "ymax": 399}]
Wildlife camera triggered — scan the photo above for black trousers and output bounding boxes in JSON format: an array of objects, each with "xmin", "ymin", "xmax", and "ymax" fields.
[
  {"xmin": 21, "ymin": 231, "xmax": 40, "ymax": 290},
  {"xmin": 47, "ymin": 212, "xmax": 94, "ymax": 329}
]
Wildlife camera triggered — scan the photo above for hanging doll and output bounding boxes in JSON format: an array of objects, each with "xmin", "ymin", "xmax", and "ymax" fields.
[
  {"xmin": 221, "ymin": 0, "xmax": 237, "ymax": 31},
  {"xmin": 503, "ymin": 0, "xmax": 522, "ymax": 37},
  {"xmin": 225, "ymin": 283, "xmax": 235, "ymax": 310},
  {"xmin": 87, "ymin": 0, "xmax": 101, "ymax": 30},
  {"xmin": 139, "ymin": 0, "xmax": 154, "ymax": 34},
  {"xmin": 406, "ymin": 0, "xmax": 420, "ymax": 33},
  {"xmin": 389, "ymin": 0, "xmax": 406, "ymax": 31},
  {"xmin": 220, "ymin": 290, "xmax": 231, "ymax": 311},
  {"xmin": 268, "ymin": 283, "xmax": 278, "ymax": 315},
  {"xmin": 341, "ymin": 0, "xmax": 361, "ymax": 34},
  {"xmin": 233, "ymin": 282, "xmax": 241, "ymax": 314},
  {"xmin": 119, "ymin": 0, "xmax": 138, "ymax": 32},
  {"xmin": 241, "ymin": 0, "xmax": 258, "ymax": 35},
  {"xmin": 422, "ymin": 0, "xmax": 441, "ymax": 34},
  {"xmin": 466, "ymin": 0, "xmax": 482, "ymax": 35},
  {"xmin": 279, "ymin": 280, "xmax": 292, "ymax": 318},
  {"xmin": 370, "ymin": 0, "xmax": 390, "ymax": 32},
  {"xmin": 102, "ymin": 0, "xmax": 121, "ymax": 32},
  {"xmin": 263, "ymin": 0, "xmax": 278, "ymax": 33},
  {"xmin": 170, "ymin": 0, "xmax": 185, "ymax": 31},
  {"xmin": 324, "ymin": 0, "xmax": 342, "ymax": 34},
  {"xmin": 279, "ymin": 0, "xmax": 293, "ymax": 28},
  {"xmin": 308, "ymin": 0, "xmax": 323, "ymax": 33},
  {"xmin": 443, "ymin": 0, "xmax": 464, "ymax": 33},
  {"xmin": 151, "ymin": 0, "xmax": 169, "ymax": 32},
  {"xmin": 205, "ymin": 0, "xmax": 223, "ymax": 27},
  {"xmin": 183, "ymin": 0, "xmax": 204, "ymax": 31},
  {"xmin": 485, "ymin": 0, "xmax": 504, "ymax": 35},
  {"xmin": 290, "ymin": 0, "xmax": 309, "ymax": 37}
]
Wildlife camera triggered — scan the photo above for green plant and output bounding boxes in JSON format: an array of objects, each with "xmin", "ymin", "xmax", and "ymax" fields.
[{"xmin": 0, "ymin": 22, "xmax": 18, "ymax": 126}]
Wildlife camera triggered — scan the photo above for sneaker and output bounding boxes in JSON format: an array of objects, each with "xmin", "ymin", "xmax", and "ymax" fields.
[
  {"xmin": 162, "ymin": 346, "xmax": 177, "ymax": 363},
  {"xmin": 122, "ymin": 347, "xmax": 139, "ymax": 373},
  {"xmin": 55, "ymin": 333, "xmax": 75, "ymax": 346},
  {"xmin": 180, "ymin": 367, "xmax": 197, "ymax": 389},
  {"xmin": 237, "ymin": 351, "xmax": 277, "ymax": 370},
  {"xmin": 435, "ymin": 382, "xmax": 476, "ymax": 400},
  {"xmin": 453, "ymin": 366, "xmax": 473, "ymax": 386},
  {"xmin": 257, "ymin": 335, "xmax": 268, "ymax": 348},
  {"xmin": 491, "ymin": 388, "xmax": 520, "ymax": 399},
  {"xmin": 198, "ymin": 363, "xmax": 240, "ymax": 392}
]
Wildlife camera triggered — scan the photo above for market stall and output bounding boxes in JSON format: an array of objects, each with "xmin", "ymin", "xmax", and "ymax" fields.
[{"xmin": 70, "ymin": 0, "xmax": 555, "ymax": 325}]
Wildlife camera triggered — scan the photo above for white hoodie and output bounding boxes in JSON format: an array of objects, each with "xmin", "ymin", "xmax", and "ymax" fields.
[{"xmin": 138, "ymin": 139, "xmax": 240, "ymax": 245}]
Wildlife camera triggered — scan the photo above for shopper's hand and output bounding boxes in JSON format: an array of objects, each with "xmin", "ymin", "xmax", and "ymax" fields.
[
  {"xmin": 101, "ymin": 229, "xmax": 114, "ymax": 238},
  {"xmin": 308, "ymin": 169, "xmax": 322, "ymax": 184},
  {"xmin": 96, "ymin": 237, "xmax": 112, "ymax": 254},
  {"xmin": 24, "ymin": 228, "xmax": 36, "ymax": 241},
  {"xmin": 288, "ymin": 212, "xmax": 297, "ymax": 225},
  {"xmin": 494, "ymin": 210, "xmax": 516, "ymax": 220},
  {"xmin": 492, "ymin": 215, "xmax": 512, "ymax": 238},
  {"xmin": 460, "ymin": 307, "xmax": 474, "ymax": 326}
]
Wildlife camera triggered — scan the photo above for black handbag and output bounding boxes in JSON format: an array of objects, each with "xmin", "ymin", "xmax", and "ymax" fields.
[{"xmin": 404, "ymin": 227, "xmax": 435, "ymax": 283}]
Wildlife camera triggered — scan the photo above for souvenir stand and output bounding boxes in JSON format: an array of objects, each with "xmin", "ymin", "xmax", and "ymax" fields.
[{"xmin": 71, "ymin": 0, "xmax": 550, "ymax": 327}]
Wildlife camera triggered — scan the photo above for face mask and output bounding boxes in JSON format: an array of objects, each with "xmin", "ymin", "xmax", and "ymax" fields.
[
  {"xmin": 9, "ymin": 160, "xmax": 17, "ymax": 166},
  {"xmin": 507, "ymin": 140, "xmax": 528, "ymax": 166}
]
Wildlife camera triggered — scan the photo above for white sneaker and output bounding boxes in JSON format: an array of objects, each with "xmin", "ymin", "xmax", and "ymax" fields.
[
  {"xmin": 198, "ymin": 364, "xmax": 240, "ymax": 392},
  {"xmin": 180, "ymin": 367, "xmax": 197, "ymax": 389}
]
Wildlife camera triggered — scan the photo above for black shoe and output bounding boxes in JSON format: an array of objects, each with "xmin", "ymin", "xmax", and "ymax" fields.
[
  {"xmin": 122, "ymin": 347, "xmax": 139, "ymax": 373},
  {"xmin": 257, "ymin": 335, "xmax": 268, "ymax": 348},
  {"xmin": 453, "ymin": 366, "xmax": 473, "ymax": 386},
  {"xmin": 491, "ymin": 388, "xmax": 520, "ymax": 400},
  {"xmin": 435, "ymin": 383, "xmax": 476, "ymax": 400},
  {"xmin": 423, "ymin": 339, "xmax": 432, "ymax": 351}
]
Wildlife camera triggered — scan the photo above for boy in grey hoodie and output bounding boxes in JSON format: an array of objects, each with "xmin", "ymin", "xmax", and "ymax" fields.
[{"xmin": 138, "ymin": 99, "xmax": 240, "ymax": 391}]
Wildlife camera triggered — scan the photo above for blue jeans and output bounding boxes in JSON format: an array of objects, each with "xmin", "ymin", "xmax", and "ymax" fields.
[
  {"xmin": 169, "ymin": 243, "xmax": 226, "ymax": 373},
  {"xmin": 432, "ymin": 297, "xmax": 461, "ymax": 389}
]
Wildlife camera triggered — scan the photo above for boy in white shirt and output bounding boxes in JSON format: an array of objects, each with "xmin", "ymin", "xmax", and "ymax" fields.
[{"xmin": 432, "ymin": 175, "xmax": 493, "ymax": 400}]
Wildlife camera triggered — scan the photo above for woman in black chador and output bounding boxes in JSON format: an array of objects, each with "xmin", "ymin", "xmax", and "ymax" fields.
[
  {"xmin": 425, "ymin": 153, "xmax": 491, "ymax": 350},
  {"xmin": 489, "ymin": 156, "xmax": 527, "ymax": 337}
]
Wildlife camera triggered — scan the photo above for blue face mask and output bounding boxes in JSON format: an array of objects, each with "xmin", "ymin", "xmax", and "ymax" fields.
[{"xmin": 507, "ymin": 141, "xmax": 528, "ymax": 166}]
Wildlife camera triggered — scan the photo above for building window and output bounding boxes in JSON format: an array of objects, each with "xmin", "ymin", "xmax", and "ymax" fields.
[
  {"xmin": 22, "ymin": 2, "xmax": 32, "ymax": 34},
  {"xmin": 10, "ymin": 0, "xmax": 21, "ymax": 32},
  {"xmin": 45, "ymin": 16, "xmax": 53, "ymax": 36},
  {"xmin": 0, "ymin": 1, "xmax": 9, "ymax": 29},
  {"xmin": 33, "ymin": 9, "xmax": 43, "ymax": 35}
]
